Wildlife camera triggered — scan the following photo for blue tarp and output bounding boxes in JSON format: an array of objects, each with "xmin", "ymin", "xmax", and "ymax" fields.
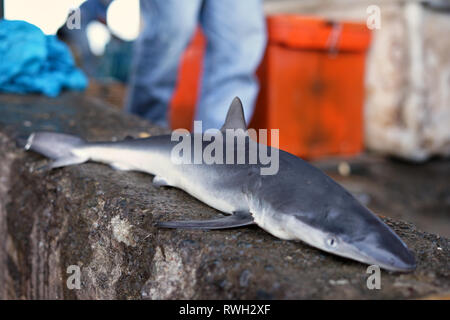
[{"xmin": 0, "ymin": 20, "xmax": 88, "ymax": 97}]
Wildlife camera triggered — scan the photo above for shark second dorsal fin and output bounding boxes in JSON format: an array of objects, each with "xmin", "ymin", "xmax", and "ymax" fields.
[{"xmin": 220, "ymin": 97, "xmax": 247, "ymax": 132}]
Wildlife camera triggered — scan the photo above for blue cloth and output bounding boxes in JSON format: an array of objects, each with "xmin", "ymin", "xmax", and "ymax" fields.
[
  {"xmin": 125, "ymin": 0, "xmax": 266, "ymax": 129},
  {"xmin": 0, "ymin": 20, "xmax": 88, "ymax": 97}
]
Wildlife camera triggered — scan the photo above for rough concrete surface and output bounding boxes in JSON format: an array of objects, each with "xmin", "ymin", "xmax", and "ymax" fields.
[{"xmin": 0, "ymin": 93, "xmax": 449, "ymax": 299}]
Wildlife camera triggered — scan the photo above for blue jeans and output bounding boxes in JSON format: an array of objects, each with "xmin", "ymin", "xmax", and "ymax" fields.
[{"xmin": 125, "ymin": 0, "xmax": 266, "ymax": 129}]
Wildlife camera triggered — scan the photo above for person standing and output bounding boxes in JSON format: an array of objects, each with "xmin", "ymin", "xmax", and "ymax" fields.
[
  {"xmin": 59, "ymin": 0, "xmax": 113, "ymax": 77},
  {"xmin": 125, "ymin": 0, "xmax": 266, "ymax": 129}
]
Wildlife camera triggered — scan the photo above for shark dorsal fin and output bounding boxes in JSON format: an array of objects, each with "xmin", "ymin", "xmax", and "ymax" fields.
[{"xmin": 220, "ymin": 97, "xmax": 247, "ymax": 132}]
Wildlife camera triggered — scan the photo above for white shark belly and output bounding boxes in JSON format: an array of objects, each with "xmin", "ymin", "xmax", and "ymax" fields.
[
  {"xmin": 74, "ymin": 145, "xmax": 249, "ymax": 215},
  {"xmin": 172, "ymin": 167, "xmax": 248, "ymax": 215}
]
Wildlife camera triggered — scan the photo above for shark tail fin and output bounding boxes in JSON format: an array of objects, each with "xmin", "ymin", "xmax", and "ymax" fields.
[{"xmin": 23, "ymin": 132, "xmax": 88, "ymax": 169}]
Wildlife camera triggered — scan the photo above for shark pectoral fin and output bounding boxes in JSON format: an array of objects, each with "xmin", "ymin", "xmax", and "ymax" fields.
[
  {"xmin": 155, "ymin": 211, "xmax": 255, "ymax": 230},
  {"xmin": 48, "ymin": 155, "xmax": 88, "ymax": 169},
  {"xmin": 153, "ymin": 175, "xmax": 172, "ymax": 187}
]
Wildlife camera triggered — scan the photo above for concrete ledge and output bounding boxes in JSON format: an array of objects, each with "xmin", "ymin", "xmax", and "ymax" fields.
[{"xmin": 0, "ymin": 93, "xmax": 449, "ymax": 299}]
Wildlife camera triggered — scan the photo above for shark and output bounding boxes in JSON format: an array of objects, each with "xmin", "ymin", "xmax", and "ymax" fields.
[{"xmin": 22, "ymin": 97, "xmax": 416, "ymax": 272}]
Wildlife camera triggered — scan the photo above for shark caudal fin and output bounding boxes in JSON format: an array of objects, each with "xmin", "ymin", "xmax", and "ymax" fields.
[
  {"xmin": 23, "ymin": 132, "xmax": 88, "ymax": 169},
  {"xmin": 220, "ymin": 97, "xmax": 247, "ymax": 132}
]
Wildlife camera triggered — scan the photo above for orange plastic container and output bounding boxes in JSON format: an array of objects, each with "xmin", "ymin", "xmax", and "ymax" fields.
[
  {"xmin": 250, "ymin": 15, "xmax": 372, "ymax": 159},
  {"xmin": 170, "ymin": 15, "xmax": 372, "ymax": 159},
  {"xmin": 170, "ymin": 29, "xmax": 205, "ymax": 130}
]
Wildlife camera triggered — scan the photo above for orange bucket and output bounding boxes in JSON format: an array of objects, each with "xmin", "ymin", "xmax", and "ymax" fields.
[
  {"xmin": 169, "ymin": 29, "xmax": 205, "ymax": 131},
  {"xmin": 170, "ymin": 15, "xmax": 372, "ymax": 159},
  {"xmin": 250, "ymin": 15, "xmax": 372, "ymax": 159}
]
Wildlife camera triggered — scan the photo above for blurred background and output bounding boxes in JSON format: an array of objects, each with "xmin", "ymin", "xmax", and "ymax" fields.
[{"xmin": 0, "ymin": 0, "xmax": 449, "ymax": 237}]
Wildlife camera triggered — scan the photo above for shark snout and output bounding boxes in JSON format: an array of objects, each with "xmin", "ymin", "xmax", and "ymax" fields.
[
  {"xmin": 351, "ymin": 226, "xmax": 417, "ymax": 272},
  {"xmin": 273, "ymin": 206, "xmax": 417, "ymax": 272},
  {"xmin": 353, "ymin": 240, "xmax": 416, "ymax": 272}
]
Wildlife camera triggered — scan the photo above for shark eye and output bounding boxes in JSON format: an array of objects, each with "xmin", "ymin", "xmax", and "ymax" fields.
[{"xmin": 327, "ymin": 237, "xmax": 338, "ymax": 248}]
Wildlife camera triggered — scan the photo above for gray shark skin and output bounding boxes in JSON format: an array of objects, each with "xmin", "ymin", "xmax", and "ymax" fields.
[{"xmin": 23, "ymin": 97, "xmax": 416, "ymax": 272}]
